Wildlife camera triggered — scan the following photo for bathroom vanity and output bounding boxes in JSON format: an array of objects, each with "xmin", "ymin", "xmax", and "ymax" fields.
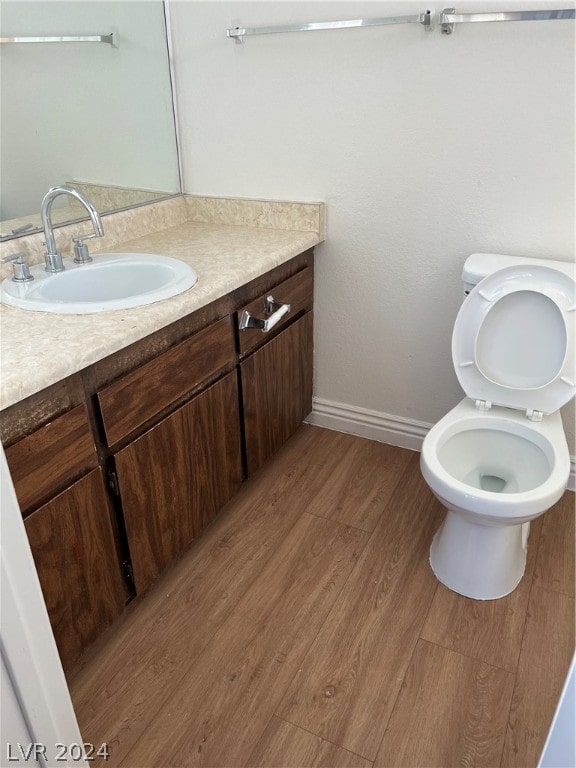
[{"xmin": 0, "ymin": 197, "xmax": 321, "ymax": 670}]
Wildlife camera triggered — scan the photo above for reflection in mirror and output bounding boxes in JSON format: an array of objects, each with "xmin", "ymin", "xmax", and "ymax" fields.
[{"xmin": 0, "ymin": 0, "xmax": 180, "ymax": 240}]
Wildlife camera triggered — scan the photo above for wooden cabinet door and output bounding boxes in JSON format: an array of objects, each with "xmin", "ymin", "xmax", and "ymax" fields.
[
  {"xmin": 24, "ymin": 469, "xmax": 125, "ymax": 671},
  {"xmin": 114, "ymin": 372, "xmax": 243, "ymax": 595},
  {"xmin": 240, "ymin": 312, "xmax": 313, "ymax": 476}
]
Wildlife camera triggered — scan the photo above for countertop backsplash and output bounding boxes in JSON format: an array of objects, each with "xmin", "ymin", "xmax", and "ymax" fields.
[{"xmin": 0, "ymin": 194, "xmax": 325, "ymax": 280}]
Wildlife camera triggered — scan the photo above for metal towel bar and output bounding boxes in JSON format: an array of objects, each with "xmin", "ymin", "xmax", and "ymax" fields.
[
  {"xmin": 441, "ymin": 7, "xmax": 575, "ymax": 34},
  {"xmin": 227, "ymin": 8, "xmax": 574, "ymax": 41},
  {"xmin": 227, "ymin": 11, "xmax": 433, "ymax": 42},
  {"xmin": 0, "ymin": 33, "xmax": 117, "ymax": 46}
]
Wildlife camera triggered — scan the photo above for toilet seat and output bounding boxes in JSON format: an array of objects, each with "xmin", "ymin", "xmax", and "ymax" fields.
[{"xmin": 452, "ymin": 265, "xmax": 575, "ymax": 417}]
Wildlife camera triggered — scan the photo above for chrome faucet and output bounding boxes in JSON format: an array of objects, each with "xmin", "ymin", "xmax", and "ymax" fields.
[{"xmin": 40, "ymin": 186, "xmax": 104, "ymax": 273}]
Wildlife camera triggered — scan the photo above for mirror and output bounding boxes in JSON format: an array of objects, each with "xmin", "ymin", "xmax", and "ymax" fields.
[{"xmin": 0, "ymin": 0, "xmax": 180, "ymax": 240}]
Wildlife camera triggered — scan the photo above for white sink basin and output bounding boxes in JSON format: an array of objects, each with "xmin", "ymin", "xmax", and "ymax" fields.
[{"xmin": 0, "ymin": 253, "xmax": 198, "ymax": 313}]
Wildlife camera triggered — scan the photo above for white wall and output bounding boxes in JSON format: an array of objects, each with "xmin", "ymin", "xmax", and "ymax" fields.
[
  {"xmin": 539, "ymin": 656, "xmax": 576, "ymax": 768},
  {"xmin": 0, "ymin": 447, "xmax": 85, "ymax": 767},
  {"xmin": 1, "ymin": 655, "xmax": 34, "ymax": 764},
  {"xmin": 168, "ymin": 0, "xmax": 575, "ymax": 452}
]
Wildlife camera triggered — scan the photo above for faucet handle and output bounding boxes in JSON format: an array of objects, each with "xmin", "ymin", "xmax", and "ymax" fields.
[
  {"xmin": 1, "ymin": 252, "xmax": 34, "ymax": 282},
  {"xmin": 72, "ymin": 233, "xmax": 97, "ymax": 264},
  {"xmin": 74, "ymin": 233, "xmax": 98, "ymax": 242}
]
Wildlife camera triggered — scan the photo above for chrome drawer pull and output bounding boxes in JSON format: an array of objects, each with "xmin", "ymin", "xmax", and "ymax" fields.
[{"xmin": 239, "ymin": 295, "xmax": 291, "ymax": 332}]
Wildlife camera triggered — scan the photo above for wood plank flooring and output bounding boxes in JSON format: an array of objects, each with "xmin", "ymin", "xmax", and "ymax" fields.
[
  {"xmin": 375, "ymin": 640, "xmax": 515, "ymax": 768},
  {"xmin": 68, "ymin": 425, "xmax": 575, "ymax": 768}
]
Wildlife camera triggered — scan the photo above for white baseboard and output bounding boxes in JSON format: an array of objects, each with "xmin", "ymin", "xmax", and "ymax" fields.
[
  {"xmin": 306, "ymin": 397, "xmax": 432, "ymax": 452},
  {"xmin": 306, "ymin": 397, "xmax": 576, "ymax": 492}
]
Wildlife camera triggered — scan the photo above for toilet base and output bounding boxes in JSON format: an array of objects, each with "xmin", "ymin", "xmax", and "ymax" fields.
[{"xmin": 430, "ymin": 511, "xmax": 530, "ymax": 600}]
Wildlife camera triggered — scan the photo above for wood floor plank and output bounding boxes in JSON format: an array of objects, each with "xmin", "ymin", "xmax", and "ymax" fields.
[
  {"xmin": 533, "ymin": 490, "xmax": 575, "ymax": 596},
  {"xmin": 246, "ymin": 717, "xmax": 372, "ymax": 768},
  {"xmin": 376, "ymin": 640, "xmax": 515, "ymax": 768},
  {"xmin": 69, "ymin": 426, "xmax": 324, "ymax": 764},
  {"xmin": 276, "ymin": 455, "xmax": 443, "ymax": 761},
  {"xmin": 116, "ymin": 513, "xmax": 368, "ymax": 767},
  {"xmin": 286, "ymin": 429, "xmax": 413, "ymax": 532},
  {"xmin": 420, "ymin": 516, "xmax": 543, "ymax": 672},
  {"xmin": 501, "ymin": 586, "xmax": 575, "ymax": 768}
]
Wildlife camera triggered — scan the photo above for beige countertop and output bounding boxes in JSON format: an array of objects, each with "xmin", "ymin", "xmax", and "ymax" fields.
[{"xmin": 0, "ymin": 219, "xmax": 320, "ymax": 411}]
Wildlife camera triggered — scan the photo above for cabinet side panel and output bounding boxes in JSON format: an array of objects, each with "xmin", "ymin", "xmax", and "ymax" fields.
[
  {"xmin": 24, "ymin": 469, "xmax": 125, "ymax": 671},
  {"xmin": 115, "ymin": 372, "xmax": 243, "ymax": 594},
  {"xmin": 241, "ymin": 312, "xmax": 313, "ymax": 476}
]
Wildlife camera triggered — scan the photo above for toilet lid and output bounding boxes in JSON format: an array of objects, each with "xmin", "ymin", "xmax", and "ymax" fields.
[{"xmin": 452, "ymin": 264, "xmax": 576, "ymax": 415}]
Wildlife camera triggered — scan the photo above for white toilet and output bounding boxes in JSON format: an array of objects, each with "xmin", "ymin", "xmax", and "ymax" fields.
[{"xmin": 420, "ymin": 253, "xmax": 575, "ymax": 600}]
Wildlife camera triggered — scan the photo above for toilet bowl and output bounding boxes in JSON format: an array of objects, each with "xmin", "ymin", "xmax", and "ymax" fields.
[
  {"xmin": 421, "ymin": 255, "xmax": 575, "ymax": 600},
  {"xmin": 421, "ymin": 398, "xmax": 570, "ymax": 599}
]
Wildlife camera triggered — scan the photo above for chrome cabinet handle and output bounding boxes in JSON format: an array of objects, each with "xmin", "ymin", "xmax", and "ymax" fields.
[{"xmin": 239, "ymin": 295, "xmax": 291, "ymax": 332}]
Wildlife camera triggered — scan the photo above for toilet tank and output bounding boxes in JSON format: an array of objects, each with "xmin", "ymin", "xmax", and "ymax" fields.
[{"xmin": 462, "ymin": 253, "xmax": 575, "ymax": 297}]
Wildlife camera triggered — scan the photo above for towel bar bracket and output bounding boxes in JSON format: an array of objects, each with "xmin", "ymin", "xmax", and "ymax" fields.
[{"xmin": 441, "ymin": 8, "xmax": 456, "ymax": 35}]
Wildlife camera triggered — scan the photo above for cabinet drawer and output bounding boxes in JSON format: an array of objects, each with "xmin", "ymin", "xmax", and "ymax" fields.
[
  {"xmin": 236, "ymin": 267, "xmax": 313, "ymax": 357},
  {"xmin": 98, "ymin": 316, "xmax": 235, "ymax": 446},
  {"xmin": 5, "ymin": 405, "xmax": 98, "ymax": 516}
]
